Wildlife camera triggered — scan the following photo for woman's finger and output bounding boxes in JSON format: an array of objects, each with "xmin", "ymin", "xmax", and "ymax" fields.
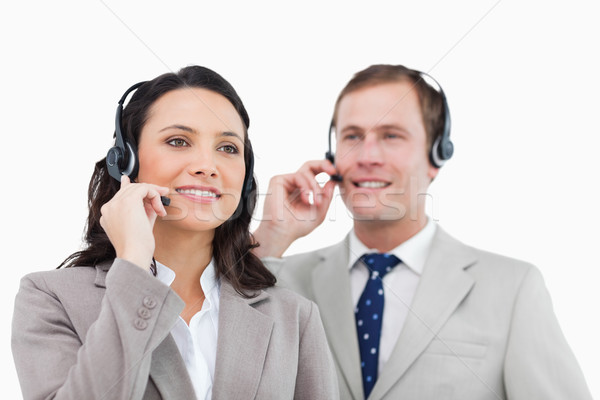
[
  {"xmin": 120, "ymin": 174, "xmax": 131, "ymax": 188},
  {"xmin": 146, "ymin": 187, "xmax": 168, "ymax": 217}
]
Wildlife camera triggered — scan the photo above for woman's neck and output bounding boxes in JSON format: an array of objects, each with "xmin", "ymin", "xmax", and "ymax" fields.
[{"xmin": 153, "ymin": 226, "xmax": 214, "ymax": 297}]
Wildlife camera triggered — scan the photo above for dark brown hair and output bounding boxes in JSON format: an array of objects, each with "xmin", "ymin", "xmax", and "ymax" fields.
[
  {"xmin": 59, "ymin": 65, "xmax": 276, "ymax": 296},
  {"xmin": 332, "ymin": 64, "xmax": 446, "ymax": 152}
]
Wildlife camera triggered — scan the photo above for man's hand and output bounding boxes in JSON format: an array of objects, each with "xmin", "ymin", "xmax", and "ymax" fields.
[{"xmin": 252, "ymin": 160, "xmax": 338, "ymax": 258}]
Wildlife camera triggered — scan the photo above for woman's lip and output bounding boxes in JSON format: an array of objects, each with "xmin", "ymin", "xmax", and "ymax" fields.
[
  {"xmin": 175, "ymin": 185, "xmax": 221, "ymax": 195},
  {"xmin": 174, "ymin": 186, "xmax": 221, "ymax": 203}
]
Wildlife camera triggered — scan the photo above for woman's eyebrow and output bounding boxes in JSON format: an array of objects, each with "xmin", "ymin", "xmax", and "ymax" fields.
[
  {"xmin": 159, "ymin": 124, "xmax": 195, "ymax": 133},
  {"xmin": 221, "ymin": 131, "xmax": 244, "ymax": 143}
]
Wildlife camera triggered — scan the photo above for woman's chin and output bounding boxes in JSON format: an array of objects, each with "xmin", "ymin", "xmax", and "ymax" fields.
[
  {"xmin": 157, "ymin": 208, "xmax": 236, "ymax": 232},
  {"xmin": 160, "ymin": 199, "xmax": 238, "ymax": 225}
]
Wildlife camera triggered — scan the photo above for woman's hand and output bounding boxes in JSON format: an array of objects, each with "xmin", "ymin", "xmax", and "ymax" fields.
[
  {"xmin": 100, "ymin": 176, "xmax": 169, "ymax": 270},
  {"xmin": 252, "ymin": 160, "xmax": 337, "ymax": 258}
]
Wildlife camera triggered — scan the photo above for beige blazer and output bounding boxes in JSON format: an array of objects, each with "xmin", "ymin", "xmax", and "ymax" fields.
[
  {"xmin": 12, "ymin": 259, "xmax": 339, "ymax": 400},
  {"xmin": 264, "ymin": 226, "xmax": 592, "ymax": 400}
]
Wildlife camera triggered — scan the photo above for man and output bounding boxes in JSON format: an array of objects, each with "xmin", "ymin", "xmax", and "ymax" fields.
[{"xmin": 252, "ymin": 64, "xmax": 591, "ymax": 399}]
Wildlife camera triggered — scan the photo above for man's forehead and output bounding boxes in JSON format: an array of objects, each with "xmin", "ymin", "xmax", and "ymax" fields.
[{"xmin": 337, "ymin": 87, "xmax": 422, "ymax": 129}]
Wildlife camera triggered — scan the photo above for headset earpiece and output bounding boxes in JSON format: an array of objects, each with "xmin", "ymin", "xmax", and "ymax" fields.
[
  {"xmin": 106, "ymin": 81, "xmax": 147, "ymax": 182},
  {"xmin": 419, "ymin": 71, "xmax": 454, "ymax": 168},
  {"xmin": 430, "ymin": 134, "xmax": 454, "ymax": 168},
  {"xmin": 325, "ymin": 120, "xmax": 335, "ymax": 163},
  {"xmin": 325, "ymin": 122, "xmax": 343, "ymax": 182},
  {"xmin": 106, "ymin": 142, "xmax": 125, "ymax": 181},
  {"xmin": 325, "ymin": 151, "xmax": 335, "ymax": 164},
  {"xmin": 242, "ymin": 140, "xmax": 255, "ymax": 201}
]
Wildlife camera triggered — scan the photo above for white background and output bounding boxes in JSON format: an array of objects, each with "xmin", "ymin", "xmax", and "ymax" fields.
[{"xmin": 1, "ymin": 0, "xmax": 598, "ymax": 398}]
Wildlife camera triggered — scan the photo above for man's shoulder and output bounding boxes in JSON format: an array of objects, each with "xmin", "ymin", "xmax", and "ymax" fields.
[
  {"xmin": 435, "ymin": 226, "xmax": 537, "ymax": 278},
  {"xmin": 469, "ymin": 245, "xmax": 534, "ymax": 269},
  {"xmin": 260, "ymin": 237, "xmax": 349, "ymax": 296},
  {"xmin": 262, "ymin": 237, "xmax": 348, "ymax": 266},
  {"xmin": 286, "ymin": 239, "xmax": 346, "ymax": 261}
]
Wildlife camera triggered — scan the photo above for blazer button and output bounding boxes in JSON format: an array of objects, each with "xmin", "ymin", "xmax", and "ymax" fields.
[
  {"xmin": 143, "ymin": 296, "xmax": 157, "ymax": 309},
  {"xmin": 138, "ymin": 307, "xmax": 152, "ymax": 319},
  {"xmin": 134, "ymin": 318, "xmax": 148, "ymax": 330}
]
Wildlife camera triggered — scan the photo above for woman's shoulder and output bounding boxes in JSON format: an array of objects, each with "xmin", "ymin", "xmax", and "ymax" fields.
[
  {"xmin": 264, "ymin": 283, "xmax": 313, "ymax": 304},
  {"xmin": 24, "ymin": 264, "xmax": 101, "ymax": 281},
  {"xmin": 18, "ymin": 264, "xmax": 108, "ymax": 298},
  {"xmin": 257, "ymin": 284, "xmax": 318, "ymax": 322}
]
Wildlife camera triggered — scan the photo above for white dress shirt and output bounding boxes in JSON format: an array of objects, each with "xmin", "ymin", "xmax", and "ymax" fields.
[
  {"xmin": 347, "ymin": 219, "xmax": 436, "ymax": 373},
  {"xmin": 155, "ymin": 259, "xmax": 220, "ymax": 400}
]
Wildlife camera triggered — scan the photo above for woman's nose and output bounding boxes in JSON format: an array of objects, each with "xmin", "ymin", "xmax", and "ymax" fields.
[{"xmin": 188, "ymin": 149, "xmax": 218, "ymax": 178}]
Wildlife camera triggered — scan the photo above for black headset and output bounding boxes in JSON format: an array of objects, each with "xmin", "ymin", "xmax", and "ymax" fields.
[
  {"xmin": 106, "ymin": 81, "xmax": 146, "ymax": 183},
  {"xmin": 106, "ymin": 81, "xmax": 255, "ymax": 206},
  {"xmin": 325, "ymin": 69, "xmax": 454, "ymax": 172}
]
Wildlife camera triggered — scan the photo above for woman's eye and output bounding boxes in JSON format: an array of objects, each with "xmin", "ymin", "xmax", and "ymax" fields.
[
  {"xmin": 167, "ymin": 138, "xmax": 189, "ymax": 147},
  {"xmin": 218, "ymin": 144, "xmax": 239, "ymax": 154}
]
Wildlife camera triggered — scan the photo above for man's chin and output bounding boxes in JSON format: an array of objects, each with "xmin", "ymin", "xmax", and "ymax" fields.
[{"xmin": 348, "ymin": 207, "xmax": 408, "ymax": 222}]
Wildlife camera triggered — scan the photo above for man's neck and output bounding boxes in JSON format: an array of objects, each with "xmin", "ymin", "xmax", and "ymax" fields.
[{"xmin": 353, "ymin": 216, "xmax": 428, "ymax": 253}]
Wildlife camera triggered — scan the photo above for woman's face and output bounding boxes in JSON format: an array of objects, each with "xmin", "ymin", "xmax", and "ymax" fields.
[{"xmin": 136, "ymin": 87, "xmax": 247, "ymax": 232}]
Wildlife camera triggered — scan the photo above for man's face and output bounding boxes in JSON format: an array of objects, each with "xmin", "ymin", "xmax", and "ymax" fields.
[{"xmin": 334, "ymin": 81, "xmax": 439, "ymax": 222}]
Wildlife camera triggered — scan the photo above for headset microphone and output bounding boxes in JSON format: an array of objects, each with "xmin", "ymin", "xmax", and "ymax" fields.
[
  {"xmin": 106, "ymin": 81, "xmax": 171, "ymax": 207},
  {"xmin": 159, "ymin": 196, "xmax": 171, "ymax": 206}
]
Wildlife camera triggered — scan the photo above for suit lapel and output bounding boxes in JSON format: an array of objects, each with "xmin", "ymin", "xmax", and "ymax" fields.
[
  {"xmin": 212, "ymin": 281, "xmax": 274, "ymax": 400},
  {"xmin": 369, "ymin": 227, "xmax": 477, "ymax": 399},
  {"xmin": 95, "ymin": 262, "xmax": 196, "ymax": 399},
  {"xmin": 149, "ymin": 334, "xmax": 197, "ymax": 399},
  {"xmin": 312, "ymin": 237, "xmax": 364, "ymax": 400}
]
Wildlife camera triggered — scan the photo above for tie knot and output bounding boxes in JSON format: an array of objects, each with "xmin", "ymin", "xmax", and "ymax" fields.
[{"xmin": 361, "ymin": 253, "xmax": 401, "ymax": 278}]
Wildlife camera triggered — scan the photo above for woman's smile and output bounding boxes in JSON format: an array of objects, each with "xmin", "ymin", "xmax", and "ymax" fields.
[{"xmin": 175, "ymin": 185, "xmax": 222, "ymax": 203}]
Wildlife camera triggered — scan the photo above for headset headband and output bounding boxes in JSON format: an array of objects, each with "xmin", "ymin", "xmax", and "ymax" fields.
[
  {"xmin": 106, "ymin": 80, "xmax": 254, "ymax": 207},
  {"xmin": 326, "ymin": 68, "xmax": 454, "ymax": 169}
]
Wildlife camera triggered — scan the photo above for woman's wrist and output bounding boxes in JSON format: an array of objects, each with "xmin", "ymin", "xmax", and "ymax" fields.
[
  {"xmin": 118, "ymin": 250, "xmax": 153, "ymax": 271},
  {"xmin": 252, "ymin": 223, "xmax": 296, "ymax": 258}
]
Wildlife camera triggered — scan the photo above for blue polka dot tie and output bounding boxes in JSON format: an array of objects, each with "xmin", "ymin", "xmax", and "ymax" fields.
[{"xmin": 355, "ymin": 253, "xmax": 401, "ymax": 399}]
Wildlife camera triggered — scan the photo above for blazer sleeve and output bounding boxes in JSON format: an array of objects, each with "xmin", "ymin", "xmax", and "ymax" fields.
[
  {"xmin": 294, "ymin": 301, "xmax": 340, "ymax": 400},
  {"xmin": 503, "ymin": 266, "xmax": 592, "ymax": 399},
  {"xmin": 12, "ymin": 259, "xmax": 184, "ymax": 400}
]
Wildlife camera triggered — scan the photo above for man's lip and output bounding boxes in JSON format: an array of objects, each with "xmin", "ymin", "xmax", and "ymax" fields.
[{"xmin": 350, "ymin": 178, "xmax": 392, "ymax": 188}]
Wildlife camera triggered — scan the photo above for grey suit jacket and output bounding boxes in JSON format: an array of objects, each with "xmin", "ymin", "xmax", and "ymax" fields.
[
  {"xmin": 264, "ymin": 226, "xmax": 592, "ymax": 400},
  {"xmin": 12, "ymin": 259, "xmax": 339, "ymax": 400}
]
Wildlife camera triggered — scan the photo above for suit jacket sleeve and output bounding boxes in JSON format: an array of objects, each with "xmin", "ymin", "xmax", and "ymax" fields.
[
  {"xmin": 12, "ymin": 259, "xmax": 184, "ymax": 400},
  {"xmin": 294, "ymin": 301, "xmax": 340, "ymax": 400},
  {"xmin": 503, "ymin": 266, "xmax": 592, "ymax": 399}
]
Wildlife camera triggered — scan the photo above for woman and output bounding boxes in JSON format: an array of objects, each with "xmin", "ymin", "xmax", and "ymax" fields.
[{"xmin": 12, "ymin": 66, "xmax": 338, "ymax": 399}]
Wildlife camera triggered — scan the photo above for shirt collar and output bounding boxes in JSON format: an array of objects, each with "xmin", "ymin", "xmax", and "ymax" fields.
[
  {"xmin": 155, "ymin": 258, "xmax": 220, "ymax": 298},
  {"xmin": 348, "ymin": 218, "xmax": 437, "ymax": 275}
]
